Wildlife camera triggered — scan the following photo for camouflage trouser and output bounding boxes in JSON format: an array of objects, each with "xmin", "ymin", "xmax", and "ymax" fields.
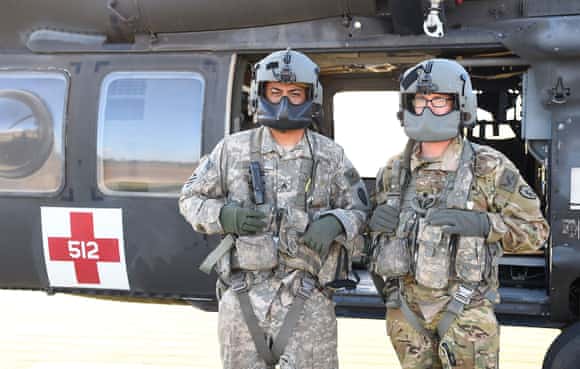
[
  {"xmin": 386, "ymin": 300, "xmax": 499, "ymax": 369},
  {"xmin": 218, "ymin": 275, "xmax": 338, "ymax": 369}
]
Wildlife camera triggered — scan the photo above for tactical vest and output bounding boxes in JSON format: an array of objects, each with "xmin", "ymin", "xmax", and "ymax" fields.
[
  {"xmin": 214, "ymin": 128, "xmax": 354, "ymax": 287},
  {"xmin": 370, "ymin": 140, "xmax": 502, "ymax": 292}
]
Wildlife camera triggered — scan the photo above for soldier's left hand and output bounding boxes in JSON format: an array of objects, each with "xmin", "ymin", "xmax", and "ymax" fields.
[
  {"xmin": 426, "ymin": 208, "xmax": 490, "ymax": 238},
  {"xmin": 302, "ymin": 215, "xmax": 344, "ymax": 257}
]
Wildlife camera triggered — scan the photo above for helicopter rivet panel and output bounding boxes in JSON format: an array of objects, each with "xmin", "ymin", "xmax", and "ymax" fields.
[{"xmin": 40, "ymin": 207, "xmax": 129, "ymax": 290}]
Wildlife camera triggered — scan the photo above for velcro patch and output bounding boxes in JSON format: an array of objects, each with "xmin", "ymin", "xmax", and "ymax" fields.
[
  {"xmin": 518, "ymin": 185, "xmax": 537, "ymax": 200},
  {"xmin": 345, "ymin": 168, "xmax": 361, "ymax": 186},
  {"xmin": 474, "ymin": 152, "xmax": 500, "ymax": 176},
  {"xmin": 498, "ymin": 168, "xmax": 518, "ymax": 193},
  {"xmin": 401, "ymin": 66, "xmax": 420, "ymax": 90}
]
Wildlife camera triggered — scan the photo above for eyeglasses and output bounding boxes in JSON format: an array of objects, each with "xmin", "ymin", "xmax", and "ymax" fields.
[{"xmin": 412, "ymin": 96, "xmax": 454, "ymax": 109}]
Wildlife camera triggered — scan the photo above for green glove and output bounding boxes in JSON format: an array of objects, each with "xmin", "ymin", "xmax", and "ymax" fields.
[
  {"xmin": 219, "ymin": 204, "xmax": 267, "ymax": 235},
  {"xmin": 426, "ymin": 208, "xmax": 490, "ymax": 238},
  {"xmin": 369, "ymin": 203, "xmax": 400, "ymax": 234},
  {"xmin": 302, "ymin": 215, "xmax": 344, "ymax": 257}
]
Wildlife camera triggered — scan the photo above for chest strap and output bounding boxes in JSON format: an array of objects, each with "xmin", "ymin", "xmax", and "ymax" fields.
[{"xmin": 446, "ymin": 139, "xmax": 475, "ymax": 209}]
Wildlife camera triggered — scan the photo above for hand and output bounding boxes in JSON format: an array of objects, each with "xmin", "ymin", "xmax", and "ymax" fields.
[
  {"xmin": 219, "ymin": 204, "xmax": 267, "ymax": 235},
  {"xmin": 369, "ymin": 204, "xmax": 400, "ymax": 234},
  {"xmin": 302, "ymin": 216, "xmax": 344, "ymax": 257},
  {"xmin": 426, "ymin": 208, "xmax": 490, "ymax": 238}
]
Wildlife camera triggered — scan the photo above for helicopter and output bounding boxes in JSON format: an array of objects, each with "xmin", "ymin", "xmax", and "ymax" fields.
[{"xmin": 1, "ymin": 1, "xmax": 580, "ymax": 367}]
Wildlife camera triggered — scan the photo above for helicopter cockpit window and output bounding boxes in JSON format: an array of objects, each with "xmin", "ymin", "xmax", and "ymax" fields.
[
  {"xmin": 97, "ymin": 72, "xmax": 204, "ymax": 197},
  {"xmin": 333, "ymin": 91, "xmax": 406, "ymax": 178},
  {"xmin": 0, "ymin": 72, "xmax": 67, "ymax": 195}
]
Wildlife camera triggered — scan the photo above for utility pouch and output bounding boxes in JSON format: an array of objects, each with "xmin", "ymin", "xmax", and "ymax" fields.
[
  {"xmin": 483, "ymin": 241, "xmax": 503, "ymax": 292},
  {"xmin": 319, "ymin": 234, "xmax": 362, "ymax": 290},
  {"xmin": 278, "ymin": 207, "xmax": 310, "ymax": 258},
  {"xmin": 415, "ymin": 219, "xmax": 451, "ymax": 289},
  {"xmin": 215, "ymin": 247, "xmax": 232, "ymax": 284},
  {"xmin": 234, "ymin": 234, "xmax": 278, "ymax": 271},
  {"xmin": 372, "ymin": 235, "xmax": 411, "ymax": 278},
  {"xmin": 455, "ymin": 236, "xmax": 486, "ymax": 283}
]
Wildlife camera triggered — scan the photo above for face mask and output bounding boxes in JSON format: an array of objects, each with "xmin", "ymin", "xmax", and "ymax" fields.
[
  {"xmin": 403, "ymin": 108, "xmax": 461, "ymax": 142},
  {"xmin": 256, "ymin": 96, "xmax": 314, "ymax": 130}
]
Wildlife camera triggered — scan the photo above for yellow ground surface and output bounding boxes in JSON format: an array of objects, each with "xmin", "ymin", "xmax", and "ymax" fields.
[{"xmin": 0, "ymin": 290, "xmax": 559, "ymax": 369}]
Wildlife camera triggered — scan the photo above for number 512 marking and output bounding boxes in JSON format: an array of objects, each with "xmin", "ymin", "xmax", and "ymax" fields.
[{"xmin": 67, "ymin": 240, "xmax": 99, "ymax": 259}]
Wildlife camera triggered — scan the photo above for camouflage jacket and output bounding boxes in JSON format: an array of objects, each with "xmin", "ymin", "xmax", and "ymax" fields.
[
  {"xmin": 179, "ymin": 126, "xmax": 369, "ymax": 283},
  {"xmin": 374, "ymin": 137, "xmax": 550, "ymax": 320}
]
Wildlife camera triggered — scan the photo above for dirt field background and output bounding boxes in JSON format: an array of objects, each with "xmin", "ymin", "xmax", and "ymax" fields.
[{"xmin": 0, "ymin": 290, "xmax": 559, "ymax": 369}]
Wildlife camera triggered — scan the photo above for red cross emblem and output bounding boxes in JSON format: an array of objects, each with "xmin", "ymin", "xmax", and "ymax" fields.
[{"xmin": 47, "ymin": 212, "xmax": 120, "ymax": 284}]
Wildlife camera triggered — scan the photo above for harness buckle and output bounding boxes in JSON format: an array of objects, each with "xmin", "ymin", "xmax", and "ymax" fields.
[
  {"xmin": 231, "ymin": 273, "xmax": 249, "ymax": 293},
  {"xmin": 454, "ymin": 285, "xmax": 474, "ymax": 305}
]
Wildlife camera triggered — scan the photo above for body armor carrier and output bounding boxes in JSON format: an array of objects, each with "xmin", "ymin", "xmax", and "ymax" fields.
[
  {"xmin": 204, "ymin": 128, "xmax": 357, "ymax": 288},
  {"xmin": 369, "ymin": 139, "xmax": 502, "ymax": 339},
  {"xmin": 370, "ymin": 139, "xmax": 501, "ymax": 288}
]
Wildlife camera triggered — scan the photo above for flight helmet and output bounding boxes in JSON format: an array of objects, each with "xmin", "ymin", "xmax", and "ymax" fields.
[
  {"xmin": 249, "ymin": 49, "xmax": 322, "ymax": 130},
  {"xmin": 398, "ymin": 58, "xmax": 477, "ymax": 142}
]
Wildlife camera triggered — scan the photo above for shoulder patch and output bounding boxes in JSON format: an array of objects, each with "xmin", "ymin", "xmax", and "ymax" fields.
[
  {"xmin": 188, "ymin": 155, "xmax": 211, "ymax": 180},
  {"xmin": 498, "ymin": 168, "xmax": 518, "ymax": 193},
  {"xmin": 383, "ymin": 159, "xmax": 401, "ymax": 192},
  {"xmin": 518, "ymin": 185, "xmax": 537, "ymax": 200},
  {"xmin": 474, "ymin": 151, "xmax": 500, "ymax": 176},
  {"xmin": 345, "ymin": 168, "xmax": 361, "ymax": 186}
]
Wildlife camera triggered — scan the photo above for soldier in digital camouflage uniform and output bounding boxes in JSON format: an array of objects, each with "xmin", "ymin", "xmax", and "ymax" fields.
[
  {"xmin": 179, "ymin": 49, "xmax": 369, "ymax": 369},
  {"xmin": 368, "ymin": 59, "xmax": 549, "ymax": 369}
]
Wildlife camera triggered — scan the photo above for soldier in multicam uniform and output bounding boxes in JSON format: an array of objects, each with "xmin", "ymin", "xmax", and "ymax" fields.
[
  {"xmin": 179, "ymin": 49, "xmax": 369, "ymax": 369},
  {"xmin": 368, "ymin": 59, "xmax": 549, "ymax": 369}
]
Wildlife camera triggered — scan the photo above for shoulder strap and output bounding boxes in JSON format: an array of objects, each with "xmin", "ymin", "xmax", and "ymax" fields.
[
  {"xmin": 382, "ymin": 139, "xmax": 415, "ymax": 207},
  {"xmin": 297, "ymin": 130, "xmax": 315, "ymax": 210},
  {"xmin": 446, "ymin": 139, "xmax": 475, "ymax": 209},
  {"xmin": 249, "ymin": 127, "xmax": 263, "ymax": 165}
]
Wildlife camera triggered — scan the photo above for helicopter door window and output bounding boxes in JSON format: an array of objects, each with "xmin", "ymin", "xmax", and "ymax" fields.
[
  {"xmin": 0, "ymin": 72, "xmax": 68, "ymax": 195},
  {"xmin": 333, "ymin": 91, "xmax": 406, "ymax": 178},
  {"xmin": 97, "ymin": 72, "xmax": 204, "ymax": 197}
]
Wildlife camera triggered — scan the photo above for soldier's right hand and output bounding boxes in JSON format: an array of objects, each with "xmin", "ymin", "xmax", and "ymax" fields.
[
  {"xmin": 368, "ymin": 204, "xmax": 400, "ymax": 234},
  {"xmin": 219, "ymin": 204, "xmax": 267, "ymax": 235}
]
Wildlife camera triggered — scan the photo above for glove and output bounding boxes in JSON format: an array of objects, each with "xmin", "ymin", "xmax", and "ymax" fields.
[
  {"xmin": 219, "ymin": 204, "xmax": 267, "ymax": 235},
  {"xmin": 369, "ymin": 204, "xmax": 400, "ymax": 234},
  {"xmin": 426, "ymin": 208, "xmax": 490, "ymax": 238},
  {"xmin": 302, "ymin": 216, "xmax": 344, "ymax": 257}
]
